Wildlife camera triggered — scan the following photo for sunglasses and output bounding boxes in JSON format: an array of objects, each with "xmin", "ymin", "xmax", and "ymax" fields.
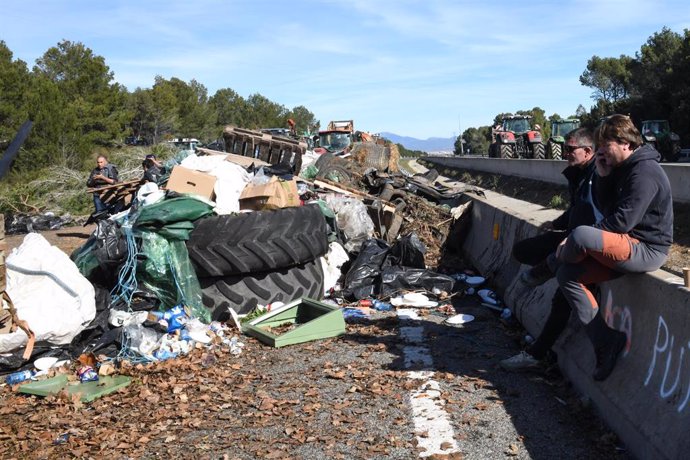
[{"xmin": 563, "ymin": 144, "xmax": 591, "ymax": 153}]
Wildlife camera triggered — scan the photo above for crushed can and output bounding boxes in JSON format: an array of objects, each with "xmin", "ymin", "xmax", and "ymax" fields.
[
  {"xmin": 5, "ymin": 369, "xmax": 35, "ymax": 385},
  {"xmin": 77, "ymin": 366, "xmax": 99, "ymax": 383}
]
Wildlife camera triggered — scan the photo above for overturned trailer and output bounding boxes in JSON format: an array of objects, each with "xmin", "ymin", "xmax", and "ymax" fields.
[{"xmin": 222, "ymin": 126, "xmax": 307, "ymax": 173}]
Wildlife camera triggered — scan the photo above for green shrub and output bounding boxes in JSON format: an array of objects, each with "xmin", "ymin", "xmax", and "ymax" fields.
[{"xmin": 549, "ymin": 194, "xmax": 567, "ymax": 209}]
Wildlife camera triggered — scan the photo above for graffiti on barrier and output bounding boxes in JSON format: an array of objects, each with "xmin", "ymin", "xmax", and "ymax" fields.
[
  {"xmin": 644, "ymin": 315, "xmax": 690, "ymax": 413},
  {"xmin": 601, "ymin": 287, "xmax": 632, "ymax": 354}
]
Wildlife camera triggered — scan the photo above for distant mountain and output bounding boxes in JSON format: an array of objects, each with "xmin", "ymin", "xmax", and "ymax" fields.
[{"xmin": 380, "ymin": 132, "xmax": 456, "ymax": 153}]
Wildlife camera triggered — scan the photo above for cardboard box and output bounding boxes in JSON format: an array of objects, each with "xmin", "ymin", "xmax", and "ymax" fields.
[
  {"xmin": 239, "ymin": 176, "xmax": 300, "ymax": 211},
  {"xmin": 166, "ymin": 166, "xmax": 217, "ymax": 200}
]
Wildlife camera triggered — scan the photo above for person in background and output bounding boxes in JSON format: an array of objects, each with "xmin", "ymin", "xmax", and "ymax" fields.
[
  {"xmin": 501, "ymin": 127, "xmax": 600, "ymax": 372},
  {"xmin": 141, "ymin": 154, "xmax": 165, "ymax": 184},
  {"xmin": 86, "ymin": 155, "xmax": 119, "ymax": 213}
]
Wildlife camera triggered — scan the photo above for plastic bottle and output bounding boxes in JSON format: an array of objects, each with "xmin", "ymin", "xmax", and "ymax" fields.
[
  {"xmin": 5, "ymin": 369, "xmax": 35, "ymax": 385},
  {"xmin": 373, "ymin": 300, "xmax": 392, "ymax": 311}
]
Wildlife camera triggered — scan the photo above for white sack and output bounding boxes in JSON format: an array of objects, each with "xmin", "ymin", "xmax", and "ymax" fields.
[
  {"xmin": 180, "ymin": 153, "xmax": 252, "ymax": 214},
  {"xmin": 1, "ymin": 233, "xmax": 96, "ymax": 353}
]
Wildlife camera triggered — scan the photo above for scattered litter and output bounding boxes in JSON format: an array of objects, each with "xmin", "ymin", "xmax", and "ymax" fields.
[
  {"xmin": 477, "ymin": 289, "xmax": 500, "ymax": 306},
  {"xmin": 33, "ymin": 357, "xmax": 59, "ymax": 371},
  {"xmin": 342, "ymin": 308, "xmax": 370, "ymax": 320},
  {"xmin": 445, "ymin": 313, "xmax": 475, "ymax": 325},
  {"xmin": 52, "ymin": 433, "xmax": 70, "ymax": 445},
  {"xmin": 390, "ymin": 292, "xmax": 438, "ymax": 308},
  {"xmin": 452, "ymin": 273, "xmax": 486, "ymax": 286},
  {"xmin": 373, "ymin": 300, "xmax": 392, "ymax": 311}
]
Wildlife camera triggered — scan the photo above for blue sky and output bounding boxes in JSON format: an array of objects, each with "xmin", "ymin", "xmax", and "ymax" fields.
[{"xmin": 3, "ymin": 1, "xmax": 690, "ymax": 139}]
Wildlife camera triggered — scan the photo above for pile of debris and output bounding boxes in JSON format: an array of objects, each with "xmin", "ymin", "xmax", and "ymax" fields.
[{"xmin": 0, "ymin": 136, "xmax": 479, "ymax": 402}]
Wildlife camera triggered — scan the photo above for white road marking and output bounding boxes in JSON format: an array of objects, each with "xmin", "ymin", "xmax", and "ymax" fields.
[{"xmin": 397, "ymin": 309, "xmax": 460, "ymax": 457}]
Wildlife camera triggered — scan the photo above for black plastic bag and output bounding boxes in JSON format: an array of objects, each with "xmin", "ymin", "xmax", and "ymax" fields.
[
  {"xmin": 380, "ymin": 267, "xmax": 455, "ymax": 297},
  {"xmin": 342, "ymin": 239, "xmax": 391, "ymax": 300},
  {"xmin": 387, "ymin": 233, "xmax": 426, "ymax": 268}
]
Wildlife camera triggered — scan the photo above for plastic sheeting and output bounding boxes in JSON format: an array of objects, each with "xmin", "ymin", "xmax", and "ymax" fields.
[
  {"xmin": 137, "ymin": 231, "xmax": 209, "ymax": 323},
  {"xmin": 1, "ymin": 233, "xmax": 96, "ymax": 353}
]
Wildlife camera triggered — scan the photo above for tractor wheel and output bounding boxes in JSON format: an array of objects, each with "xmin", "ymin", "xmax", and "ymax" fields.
[
  {"xmin": 532, "ymin": 142, "xmax": 546, "ymax": 160},
  {"xmin": 316, "ymin": 162, "xmax": 352, "ymax": 184},
  {"xmin": 549, "ymin": 141, "xmax": 562, "ymax": 160},
  {"xmin": 499, "ymin": 144, "xmax": 514, "ymax": 159},
  {"xmin": 665, "ymin": 142, "xmax": 681, "ymax": 162},
  {"xmin": 186, "ymin": 204, "xmax": 329, "ymax": 277},
  {"xmin": 200, "ymin": 259, "xmax": 325, "ymax": 316}
]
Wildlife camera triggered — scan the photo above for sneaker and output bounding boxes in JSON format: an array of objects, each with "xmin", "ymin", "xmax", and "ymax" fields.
[
  {"xmin": 593, "ymin": 330, "xmax": 627, "ymax": 381},
  {"xmin": 500, "ymin": 351, "xmax": 540, "ymax": 371},
  {"xmin": 520, "ymin": 262, "xmax": 553, "ymax": 287}
]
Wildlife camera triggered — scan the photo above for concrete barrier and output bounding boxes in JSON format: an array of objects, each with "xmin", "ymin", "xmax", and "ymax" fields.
[
  {"xmin": 462, "ymin": 192, "xmax": 690, "ymax": 460},
  {"xmin": 423, "ymin": 156, "xmax": 690, "ymax": 204}
]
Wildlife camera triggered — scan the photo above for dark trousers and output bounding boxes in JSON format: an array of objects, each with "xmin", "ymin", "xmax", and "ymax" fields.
[
  {"xmin": 512, "ymin": 231, "xmax": 566, "ymax": 266},
  {"xmin": 93, "ymin": 193, "xmax": 107, "ymax": 213},
  {"xmin": 512, "ymin": 230, "xmax": 571, "ymax": 359}
]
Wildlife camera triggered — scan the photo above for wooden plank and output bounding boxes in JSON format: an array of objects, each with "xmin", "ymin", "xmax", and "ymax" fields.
[{"xmin": 86, "ymin": 179, "xmax": 140, "ymax": 194}]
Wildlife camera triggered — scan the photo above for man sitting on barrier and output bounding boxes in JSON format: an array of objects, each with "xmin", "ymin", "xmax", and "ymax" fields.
[
  {"xmin": 505, "ymin": 115, "xmax": 673, "ymax": 381},
  {"xmin": 555, "ymin": 114, "xmax": 672, "ymax": 380},
  {"xmin": 501, "ymin": 127, "xmax": 600, "ymax": 372}
]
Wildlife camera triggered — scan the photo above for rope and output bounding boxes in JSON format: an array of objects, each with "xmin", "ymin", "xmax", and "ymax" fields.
[{"xmin": 109, "ymin": 218, "xmax": 139, "ymax": 311}]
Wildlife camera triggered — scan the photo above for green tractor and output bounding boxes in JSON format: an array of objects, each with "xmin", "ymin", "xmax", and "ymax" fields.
[
  {"xmin": 546, "ymin": 119, "xmax": 580, "ymax": 160},
  {"xmin": 641, "ymin": 120, "xmax": 681, "ymax": 162}
]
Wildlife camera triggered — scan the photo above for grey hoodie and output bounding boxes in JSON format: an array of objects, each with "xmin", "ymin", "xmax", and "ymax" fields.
[{"xmin": 594, "ymin": 144, "xmax": 673, "ymax": 252}]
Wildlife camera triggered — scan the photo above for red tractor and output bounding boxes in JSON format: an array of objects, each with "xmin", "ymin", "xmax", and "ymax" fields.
[{"xmin": 489, "ymin": 115, "xmax": 544, "ymax": 159}]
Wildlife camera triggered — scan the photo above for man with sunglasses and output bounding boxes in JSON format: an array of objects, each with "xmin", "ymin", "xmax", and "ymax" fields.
[
  {"xmin": 550, "ymin": 114, "xmax": 672, "ymax": 381},
  {"xmin": 502, "ymin": 127, "xmax": 601, "ymax": 372}
]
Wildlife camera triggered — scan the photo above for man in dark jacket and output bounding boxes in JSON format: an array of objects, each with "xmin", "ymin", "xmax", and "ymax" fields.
[
  {"xmin": 502, "ymin": 127, "xmax": 601, "ymax": 371},
  {"xmin": 551, "ymin": 114, "xmax": 672, "ymax": 381},
  {"xmin": 141, "ymin": 154, "xmax": 166, "ymax": 184},
  {"xmin": 86, "ymin": 155, "xmax": 119, "ymax": 213}
]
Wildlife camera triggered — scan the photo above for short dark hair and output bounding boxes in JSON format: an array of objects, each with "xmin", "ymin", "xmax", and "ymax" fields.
[
  {"xmin": 565, "ymin": 127, "xmax": 594, "ymax": 148},
  {"xmin": 595, "ymin": 114, "xmax": 643, "ymax": 150}
]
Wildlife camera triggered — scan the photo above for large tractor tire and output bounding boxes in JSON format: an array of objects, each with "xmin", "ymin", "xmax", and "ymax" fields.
[
  {"xmin": 187, "ymin": 204, "xmax": 329, "ymax": 277},
  {"xmin": 315, "ymin": 161, "xmax": 353, "ymax": 185},
  {"xmin": 548, "ymin": 141, "xmax": 562, "ymax": 160},
  {"xmin": 200, "ymin": 259, "xmax": 325, "ymax": 316},
  {"xmin": 663, "ymin": 142, "xmax": 681, "ymax": 162},
  {"xmin": 532, "ymin": 142, "xmax": 546, "ymax": 160},
  {"xmin": 499, "ymin": 144, "xmax": 514, "ymax": 159}
]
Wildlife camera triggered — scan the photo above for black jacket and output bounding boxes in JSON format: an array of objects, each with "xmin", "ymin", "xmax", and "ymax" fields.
[
  {"xmin": 552, "ymin": 158, "xmax": 598, "ymax": 232},
  {"xmin": 87, "ymin": 163, "xmax": 119, "ymax": 188},
  {"xmin": 594, "ymin": 144, "xmax": 673, "ymax": 252}
]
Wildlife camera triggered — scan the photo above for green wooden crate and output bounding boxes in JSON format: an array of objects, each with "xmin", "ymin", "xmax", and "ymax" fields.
[
  {"xmin": 19, "ymin": 374, "xmax": 132, "ymax": 402},
  {"xmin": 243, "ymin": 297, "xmax": 345, "ymax": 347}
]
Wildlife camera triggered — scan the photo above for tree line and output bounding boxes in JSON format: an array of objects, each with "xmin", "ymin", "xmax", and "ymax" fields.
[
  {"xmin": 0, "ymin": 39, "xmax": 319, "ymax": 178},
  {"xmin": 457, "ymin": 27, "xmax": 690, "ymax": 155}
]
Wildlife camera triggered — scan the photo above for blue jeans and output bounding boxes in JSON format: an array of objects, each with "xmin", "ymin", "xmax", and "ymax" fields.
[{"xmin": 93, "ymin": 193, "xmax": 106, "ymax": 213}]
